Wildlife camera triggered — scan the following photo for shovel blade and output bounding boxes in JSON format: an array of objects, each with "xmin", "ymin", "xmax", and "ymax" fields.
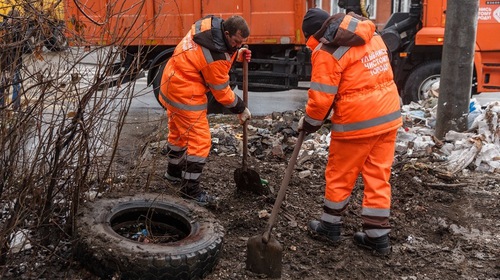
[
  {"xmin": 234, "ymin": 168, "xmax": 269, "ymax": 195},
  {"xmin": 246, "ymin": 234, "xmax": 282, "ymax": 278}
]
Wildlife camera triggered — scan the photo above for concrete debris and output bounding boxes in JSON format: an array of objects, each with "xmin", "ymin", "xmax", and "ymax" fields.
[
  {"xmin": 207, "ymin": 100, "xmax": 499, "ymax": 175},
  {"xmin": 396, "ymin": 99, "xmax": 500, "ymax": 174},
  {"xmin": 298, "ymin": 170, "xmax": 311, "ymax": 179},
  {"xmin": 9, "ymin": 229, "xmax": 32, "ymax": 253}
]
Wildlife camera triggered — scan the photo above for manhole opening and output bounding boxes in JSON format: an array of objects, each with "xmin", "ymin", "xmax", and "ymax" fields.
[{"xmin": 110, "ymin": 207, "xmax": 190, "ymax": 244}]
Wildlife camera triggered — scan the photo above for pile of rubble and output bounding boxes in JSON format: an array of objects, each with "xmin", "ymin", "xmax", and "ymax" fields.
[
  {"xmin": 399, "ymin": 99, "xmax": 500, "ymax": 174},
  {"xmin": 209, "ymin": 99, "xmax": 500, "ymax": 176}
]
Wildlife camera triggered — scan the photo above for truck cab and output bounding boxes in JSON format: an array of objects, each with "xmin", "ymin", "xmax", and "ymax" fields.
[{"xmin": 379, "ymin": 0, "xmax": 500, "ymax": 104}]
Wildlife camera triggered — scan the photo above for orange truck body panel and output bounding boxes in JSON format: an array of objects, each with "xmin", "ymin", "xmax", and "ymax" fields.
[
  {"xmin": 65, "ymin": 0, "xmax": 307, "ymax": 47},
  {"xmin": 415, "ymin": 0, "xmax": 500, "ymax": 93},
  {"xmin": 416, "ymin": 0, "xmax": 500, "ymax": 50}
]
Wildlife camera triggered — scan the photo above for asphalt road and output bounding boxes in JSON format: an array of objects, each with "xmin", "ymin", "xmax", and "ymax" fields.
[
  {"xmin": 129, "ymin": 73, "xmax": 499, "ymax": 116},
  {"xmin": 36, "ymin": 47, "xmax": 500, "ymax": 116},
  {"xmin": 128, "ymin": 73, "xmax": 309, "ymax": 116}
]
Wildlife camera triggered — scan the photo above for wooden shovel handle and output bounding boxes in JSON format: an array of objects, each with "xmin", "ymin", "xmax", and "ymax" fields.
[
  {"xmin": 242, "ymin": 57, "xmax": 249, "ymax": 171},
  {"xmin": 262, "ymin": 130, "xmax": 305, "ymax": 243}
]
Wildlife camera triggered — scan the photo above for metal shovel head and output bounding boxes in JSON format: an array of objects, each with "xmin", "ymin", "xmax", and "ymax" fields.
[
  {"xmin": 234, "ymin": 167, "xmax": 269, "ymax": 195},
  {"xmin": 246, "ymin": 233, "xmax": 282, "ymax": 278}
]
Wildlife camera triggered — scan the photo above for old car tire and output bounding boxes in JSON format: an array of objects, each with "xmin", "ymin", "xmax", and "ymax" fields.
[{"xmin": 75, "ymin": 193, "xmax": 224, "ymax": 280}]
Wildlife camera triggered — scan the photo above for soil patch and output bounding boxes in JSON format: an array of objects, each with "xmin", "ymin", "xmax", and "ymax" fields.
[
  {"xmin": 114, "ymin": 112, "xmax": 500, "ymax": 280},
  {"xmin": 3, "ymin": 110, "xmax": 499, "ymax": 279}
]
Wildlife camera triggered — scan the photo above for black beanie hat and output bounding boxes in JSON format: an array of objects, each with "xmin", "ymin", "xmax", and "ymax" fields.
[{"xmin": 302, "ymin": 8, "xmax": 330, "ymax": 38}]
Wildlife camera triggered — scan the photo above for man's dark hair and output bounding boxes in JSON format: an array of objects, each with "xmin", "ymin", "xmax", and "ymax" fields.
[{"xmin": 223, "ymin": 15, "xmax": 250, "ymax": 38}]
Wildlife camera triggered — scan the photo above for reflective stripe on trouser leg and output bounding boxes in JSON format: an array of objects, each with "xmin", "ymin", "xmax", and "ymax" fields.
[
  {"xmin": 167, "ymin": 110, "xmax": 211, "ymax": 197},
  {"xmin": 361, "ymin": 129, "xmax": 397, "ymax": 238},
  {"xmin": 321, "ymin": 197, "xmax": 351, "ymax": 224},
  {"xmin": 180, "ymin": 158, "xmax": 206, "ymax": 197},
  {"xmin": 165, "ymin": 144, "xmax": 186, "ymax": 178}
]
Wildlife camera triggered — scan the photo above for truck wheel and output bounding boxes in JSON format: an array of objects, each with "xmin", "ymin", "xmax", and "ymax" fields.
[
  {"xmin": 402, "ymin": 60, "xmax": 442, "ymax": 104},
  {"xmin": 402, "ymin": 60, "xmax": 478, "ymax": 104},
  {"xmin": 75, "ymin": 193, "xmax": 224, "ymax": 280},
  {"xmin": 151, "ymin": 62, "xmax": 167, "ymax": 110}
]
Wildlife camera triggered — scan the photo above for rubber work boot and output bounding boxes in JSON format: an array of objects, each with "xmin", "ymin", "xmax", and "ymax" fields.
[
  {"xmin": 164, "ymin": 171, "xmax": 181, "ymax": 183},
  {"xmin": 308, "ymin": 220, "xmax": 342, "ymax": 243},
  {"xmin": 353, "ymin": 232, "xmax": 391, "ymax": 255}
]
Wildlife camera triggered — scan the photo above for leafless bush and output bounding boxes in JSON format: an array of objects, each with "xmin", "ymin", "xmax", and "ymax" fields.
[{"xmin": 0, "ymin": 0, "xmax": 161, "ymax": 275}]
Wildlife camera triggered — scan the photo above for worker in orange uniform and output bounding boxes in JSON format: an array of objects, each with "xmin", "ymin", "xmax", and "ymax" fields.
[
  {"xmin": 159, "ymin": 15, "xmax": 252, "ymax": 205},
  {"xmin": 299, "ymin": 8, "xmax": 402, "ymax": 255}
]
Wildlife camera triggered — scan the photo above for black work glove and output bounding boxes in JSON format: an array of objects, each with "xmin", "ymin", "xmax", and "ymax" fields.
[{"xmin": 298, "ymin": 116, "xmax": 322, "ymax": 133}]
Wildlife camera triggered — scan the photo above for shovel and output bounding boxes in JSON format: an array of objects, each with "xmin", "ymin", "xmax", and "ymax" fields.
[
  {"xmin": 234, "ymin": 57, "xmax": 268, "ymax": 195},
  {"xmin": 246, "ymin": 130, "xmax": 305, "ymax": 278}
]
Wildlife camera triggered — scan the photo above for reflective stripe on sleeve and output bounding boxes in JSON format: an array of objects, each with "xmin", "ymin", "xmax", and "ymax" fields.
[
  {"xmin": 305, "ymin": 114, "xmax": 323, "ymax": 126},
  {"xmin": 310, "ymin": 82, "xmax": 338, "ymax": 95},
  {"xmin": 207, "ymin": 80, "xmax": 229, "ymax": 91},
  {"xmin": 224, "ymin": 96, "xmax": 238, "ymax": 108},
  {"xmin": 315, "ymin": 42, "xmax": 323, "ymax": 51},
  {"xmin": 331, "ymin": 110, "xmax": 401, "ymax": 132}
]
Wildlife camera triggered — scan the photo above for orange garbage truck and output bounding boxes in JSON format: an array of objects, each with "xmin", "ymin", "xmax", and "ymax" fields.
[
  {"xmin": 64, "ymin": 0, "xmax": 314, "ymax": 104},
  {"xmin": 64, "ymin": 0, "xmax": 500, "ymax": 106}
]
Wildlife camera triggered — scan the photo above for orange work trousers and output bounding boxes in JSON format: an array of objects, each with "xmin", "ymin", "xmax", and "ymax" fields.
[
  {"xmin": 167, "ymin": 110, "xmax": 211, "ymax": 159},
  {"xmin": 323, "ymin": 129, "xmax": 397, "ymax": 237}
]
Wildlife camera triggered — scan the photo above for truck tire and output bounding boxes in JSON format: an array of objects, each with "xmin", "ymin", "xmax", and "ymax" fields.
[
  {"xmin": 402, "ymin": 60, "xmax": 478, "ymax": 104},
  {"xmin": 402, "ymin": 60, "xmax": 442, "ymax": 104},
  {"xmin": 151, "ymin": 62, "xmax": 167, "ymax": 110},
  {"xmin": 75, "ymin": 193, "xmax": 224, "ymax": 280}
]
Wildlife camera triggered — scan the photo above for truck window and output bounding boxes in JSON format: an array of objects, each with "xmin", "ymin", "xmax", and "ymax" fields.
[
  {"xmin": 393, "ymin": 0, "xmax": 412, "ymax": 13},
  {"xmin": 365, "ymin": 0, "xmax": 378, "ymax": 19},
  {"xmin": 330, "ymin": 1, "xmax": 346, "ymax": 14}
]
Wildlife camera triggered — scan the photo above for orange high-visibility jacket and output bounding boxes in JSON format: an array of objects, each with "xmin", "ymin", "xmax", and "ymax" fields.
[
  {"xmin": 304, "ymin": 13, "xmax": 402, "ymax": 139},
  {"xmin": 159, "ymin": 16, "xmax": 245, "ymax": 115}
]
